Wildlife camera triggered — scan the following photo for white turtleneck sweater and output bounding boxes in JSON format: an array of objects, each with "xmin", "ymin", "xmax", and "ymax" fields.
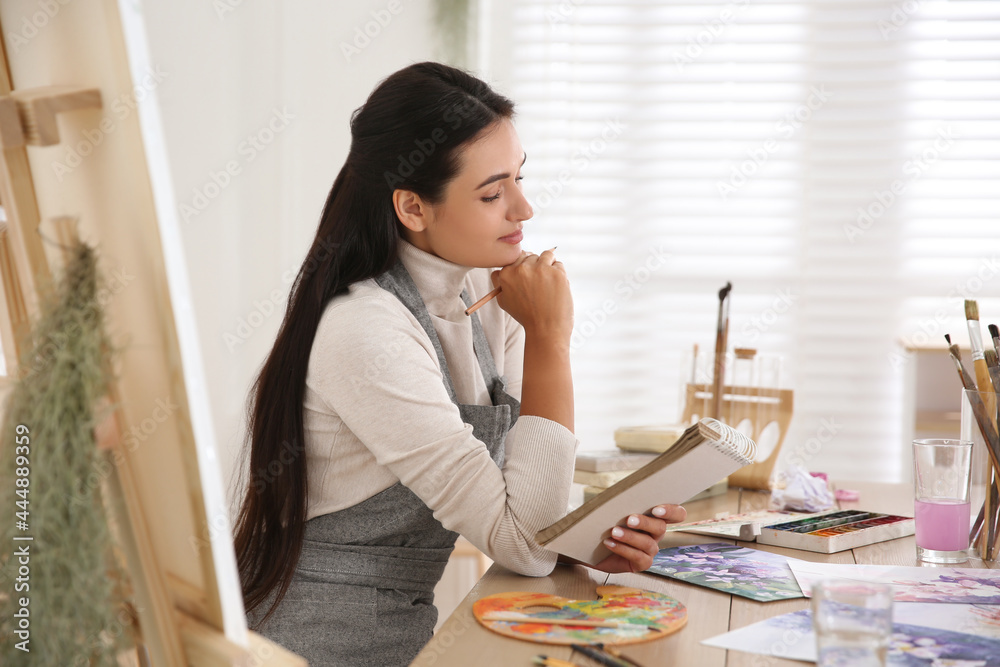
[{"xmin": 302, "ymin": 239, "xmax": 579, "ymax": 577}]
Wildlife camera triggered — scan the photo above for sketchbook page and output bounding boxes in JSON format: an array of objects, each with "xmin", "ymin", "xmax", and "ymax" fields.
[{"xmin": 539, "ymin": 444, "xmax": 749, "ymax": 564}]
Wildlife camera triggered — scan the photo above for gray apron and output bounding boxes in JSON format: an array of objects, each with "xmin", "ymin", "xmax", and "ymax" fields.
[{"xmin": 250, "ymin": 258, "xmax": 520, "ymax": 666}]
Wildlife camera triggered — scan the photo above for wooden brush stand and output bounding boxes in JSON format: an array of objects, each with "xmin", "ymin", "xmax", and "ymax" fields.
[{"xmin": 682, "ymin": 382, "xmax": 794, "ymax": 490}]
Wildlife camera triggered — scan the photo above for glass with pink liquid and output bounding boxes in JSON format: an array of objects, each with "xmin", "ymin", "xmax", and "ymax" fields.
[{"xmin": 913, "ymin": 439, "xmax": 973, "ymax": 564}]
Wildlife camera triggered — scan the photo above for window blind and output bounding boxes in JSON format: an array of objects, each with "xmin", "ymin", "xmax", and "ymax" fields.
[{"xmin": 482, "ymin": 0, "xmax": 1000, "ymax": 482}]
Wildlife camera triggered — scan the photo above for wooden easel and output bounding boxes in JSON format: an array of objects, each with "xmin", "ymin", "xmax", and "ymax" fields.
[
  {"xmin": 682, "ymin": 382, "xmax": 794, "ymax": 490},
  {"xmin": 0, "ymin": 4, "xmax": 303, "ymax": 665}
]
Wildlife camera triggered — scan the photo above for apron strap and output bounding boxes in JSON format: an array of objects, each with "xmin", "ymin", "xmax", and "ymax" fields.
[
  {"xmin": 374, "ymin": 258, "xmax": 508, "ymax": 403},
  {"xmin": 372, "ymin": 259, "xmax": 461, "ymax": 405},
  {"xmin": 459, "ymin": 288, "xmax": 504, "ymax": 389}
]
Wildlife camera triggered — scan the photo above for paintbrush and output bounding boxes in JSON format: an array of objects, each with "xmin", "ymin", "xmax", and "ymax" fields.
[
  {"xmin": 691, "ymin": 343, "xmax": 699, "ymax": 383},
  {"xmin": 464, "ymin": 246, "xmax": 558, "ymax": 316},
  {"xmin": 533, "ymin": 656, "xmax": 580, "ymax": 667},
  {"xmin": 967, "ymin": 301, "xmax": 996, "ymax": 423},
  {"xmin": 968, "ymin": 302, "xmax": 996, "ymax": 559},
  {"xmin": 710, "ymin": 282, "xmax": 732, "ymax": 420},
  {"xmin": 946, "ymin": 334, "xmax": 1000, "ymax": 556},
  {"xmin": 571, "ymin": 644, "xmax": 633, "ymax": 667},
  {"xmin": 986, "ymin": 348, "xmax": 1000, "ymax": 553},
  {"xmin": 482, "ymin": 612, "xmax": 659, "ymax": 631},
  {"xmin": 601, "ymin": 644, "xmax": 648, "ymax": 667},
  {"xmin": 987, "ymin": 348, "xmax": 1000, "ymax": 401},
  {"xmin": 991, "ymin": 323, "xmax": 1000, "ymax": 355}
]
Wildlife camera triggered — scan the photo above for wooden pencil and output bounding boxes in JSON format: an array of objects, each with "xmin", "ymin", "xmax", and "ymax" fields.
[{"xmin": 464, "ymin": 285, "xmax": 501, "ymax": 315}]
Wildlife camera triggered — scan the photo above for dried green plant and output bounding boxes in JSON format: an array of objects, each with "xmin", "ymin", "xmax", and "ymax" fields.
[{"xmin": 0, "ymin": 242, "xmax": 133, "ymax": 665}]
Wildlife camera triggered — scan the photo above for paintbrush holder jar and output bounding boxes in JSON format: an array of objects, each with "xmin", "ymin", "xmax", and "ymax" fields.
[{"xmin": 961, "ymin": 388, "xmax": 999, "ymax": 561}]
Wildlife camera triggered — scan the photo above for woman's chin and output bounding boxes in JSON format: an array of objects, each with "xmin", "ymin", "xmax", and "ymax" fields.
[{"xmin": 497, "ymin": 242, "xmax": 522, "ymax": 264}]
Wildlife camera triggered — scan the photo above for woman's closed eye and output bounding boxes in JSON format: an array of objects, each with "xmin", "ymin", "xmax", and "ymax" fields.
[{"xmin": 481, "ymin": 175, "xmax": 524, "ymax": 203}]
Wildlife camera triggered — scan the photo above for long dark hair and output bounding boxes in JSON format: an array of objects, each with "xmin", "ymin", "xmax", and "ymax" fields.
[{"xmin": 233, "ymin": 62, "xmax": 515, "ymax": 628}]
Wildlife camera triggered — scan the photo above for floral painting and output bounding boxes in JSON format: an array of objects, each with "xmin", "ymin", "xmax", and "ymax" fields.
[
  {"xmin": 704, "ymin": 608, "xmax": 1000, "ymax": 665},
  {"xmin": 646, "ymin": 542, "xmax": 804, "ymax": 602},
  {"xmin": 788, "ymin": 561, "xmax": 1000, "ymax": 605}
]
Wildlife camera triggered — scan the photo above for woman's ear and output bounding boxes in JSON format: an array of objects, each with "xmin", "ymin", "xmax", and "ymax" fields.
[{"xmin": 393, "ymin": 189, "xmax": 431, "ymax": 234}]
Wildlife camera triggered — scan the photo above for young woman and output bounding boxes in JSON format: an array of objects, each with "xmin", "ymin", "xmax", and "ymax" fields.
[{"xmin": 232, "ymin": 61, "xmax": 686, "ymax": 667}]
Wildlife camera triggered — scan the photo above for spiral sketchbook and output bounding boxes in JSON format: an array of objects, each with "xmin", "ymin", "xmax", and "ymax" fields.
[{"xmin": 536, "ymin": 419, "xmax": 757, "ymax": 565}]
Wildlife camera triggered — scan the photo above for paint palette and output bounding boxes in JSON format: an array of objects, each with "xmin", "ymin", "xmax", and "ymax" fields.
[
  {"xmin": 472, "ymin": 585, "xmax": 686, "ymax": 646},
  {"xmin": 757, "ymin": 509, "xmax": 914, "ymax": 553}
]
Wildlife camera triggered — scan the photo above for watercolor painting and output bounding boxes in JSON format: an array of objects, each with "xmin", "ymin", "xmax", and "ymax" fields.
[
  {"xmin": 704, "ymin": 608, "xmax": 1000, "ymax": 665},
  {"xmin": 788, "ymin": 561, "xmax": 1000, "ymax": 604},
  {"xmin": 646, "ymin": 542, "xmax": 805, "ymax": 602},
  {"xmin": 895, "ymin": 602, "xmax": 1000, "ymax": 639},
  {"xmin": 472, "ymin": 585, "xmax": 687, "ymax": 646}
]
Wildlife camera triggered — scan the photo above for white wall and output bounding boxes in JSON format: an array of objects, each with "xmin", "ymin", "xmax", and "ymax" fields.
[{"xmin": 135, "ymin": 1, "xmax": 442, "ymax": 509}]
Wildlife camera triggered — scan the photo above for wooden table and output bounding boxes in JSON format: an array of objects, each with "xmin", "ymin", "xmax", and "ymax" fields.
[{"xmin": 412, "ymin": 481, "xmax": 998, "ymax": 666}]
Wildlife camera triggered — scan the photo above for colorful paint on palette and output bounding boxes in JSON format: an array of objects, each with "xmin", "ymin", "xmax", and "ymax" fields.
[{"xmin": 472, "ymin": 585, "xmax": 687, "ymax": 646}]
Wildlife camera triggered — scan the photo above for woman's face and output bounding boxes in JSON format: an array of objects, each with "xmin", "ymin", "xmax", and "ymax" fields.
[{"xmin": 396, "ymin": 118, "xmax": 533, "ymax": 268}]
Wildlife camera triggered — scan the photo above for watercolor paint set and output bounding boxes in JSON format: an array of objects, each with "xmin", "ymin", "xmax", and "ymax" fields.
[{"xmin": 756, "ymin": 509, "xmax": 915, "ymax": 553}]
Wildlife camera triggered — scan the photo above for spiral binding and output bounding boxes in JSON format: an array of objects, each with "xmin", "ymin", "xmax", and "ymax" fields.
[{"xmin": 699, "ymin": 417, "xmax": 757, "ymax": 465}]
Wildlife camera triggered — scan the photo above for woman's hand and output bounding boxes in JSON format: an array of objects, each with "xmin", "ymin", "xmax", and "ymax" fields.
[
  {"xmin": 491, "ymin": 249, "xmax": 573, "ymax": 344},
  {"xmin": 590, "ymin": 504, "xmax": 687, "ymax": 574}
]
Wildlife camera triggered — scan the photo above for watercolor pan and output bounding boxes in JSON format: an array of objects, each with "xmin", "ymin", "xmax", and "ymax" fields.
[{"xmin": 756, "ymin": 509, "xmax": 914, "ymax": 553}]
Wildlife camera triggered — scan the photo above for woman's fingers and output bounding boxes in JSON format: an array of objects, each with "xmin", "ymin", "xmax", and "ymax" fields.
[
  {"xmin": 624, "ymin": 513, "xmax": 667, "ymax": 539},
  {"xmin": 537, "ymin": 248, "xmax": 558, "ymax": 265},
  {"xmin": 651, "ymin": 504, "xmax": 687, "ymax": 523},
  {"xmin": 602, "ymin": 507, "xmax": 687, "ymax": 571},
  {"xmin": 603, "ymin": 527, "xmax": 658, "ymax": 572}
]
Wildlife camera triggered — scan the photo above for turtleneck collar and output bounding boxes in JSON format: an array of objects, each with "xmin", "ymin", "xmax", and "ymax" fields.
[{"xmin": 397, "ymin": 238, "xmax": 475, "ymax": 319}]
